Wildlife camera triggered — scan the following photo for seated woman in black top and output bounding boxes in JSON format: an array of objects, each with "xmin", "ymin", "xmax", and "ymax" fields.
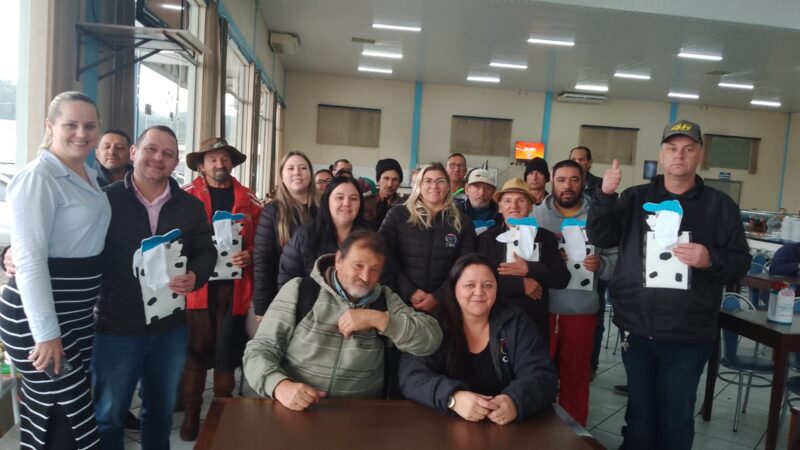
[
  {"xmin": 278, "ymin": 176, "xmax": 367, "ymax": 288},
  {"xmin": 398, "ymin": 253, "xmax": 557, "ymax": 424}
]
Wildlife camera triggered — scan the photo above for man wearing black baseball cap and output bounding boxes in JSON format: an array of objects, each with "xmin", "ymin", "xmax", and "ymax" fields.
[{"xmin": 587, "ymin": 119, "xmax": 750, "ymax": 450}]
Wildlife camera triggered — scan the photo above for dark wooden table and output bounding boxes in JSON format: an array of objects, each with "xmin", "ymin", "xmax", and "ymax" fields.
[
  {"xmin": 738, "ymin": 272, "xmax": 800, "ymax": 293},
  {"xmin": 703, "ymin": 304, "xmax": 800, "ymax": 449},
  {"xmin": 196, "ymin": 398, "xmax": 604, "ymax": 450}
]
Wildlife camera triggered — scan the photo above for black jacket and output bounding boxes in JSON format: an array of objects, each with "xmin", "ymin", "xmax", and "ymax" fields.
[
  {"xmin": 378, "ymin": 206, "xmax": 477, "ymax": 304},
  {"xmin": 587, "ymin": 175, "xmax": 751, "ymax": 343},
  {"xmin": 477, "ymin": 224, "xmax": 570, "ymax": 336},
  {"xmin": 96, "ymin": 174, "xmax": 217, "ymax": 335},
  {"xmin": 583, "ymin": 171, "xmax": 603, "ymax": 199},
  {"xmin": 456, "ymin": 199, "xmax": 503, "ymax": 231},
  {"xmin": 398, "ymin": 302, "xmax": 557, "ymax": 421},
  {"xmin": 277, "ymin": 223, "xmax": 366, "ymax": 290},
  {"xmin": 252, "ymin": 201, "xmax": 316, "ymax": 315}
]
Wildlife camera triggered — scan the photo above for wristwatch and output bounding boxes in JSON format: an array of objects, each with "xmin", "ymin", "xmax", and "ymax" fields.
[{"xmin": 447, "ymin": 394, "xmax": 456, "ymax": 410}]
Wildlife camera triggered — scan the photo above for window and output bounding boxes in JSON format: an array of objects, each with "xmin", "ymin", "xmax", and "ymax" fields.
[
  {"xmin": 225, "ymin": 41, "xmax": 247, "ymax": 181},
  {"xmin": 702, "ymin": 134, "xmax": 759, "ymax": 173},
  {"xmin": 579, "ymin": 125, "xmax": 639, "ymax": 165},
  {"xmin": 255, "ymin": 85, "xmax": 274, "ymax": 198},
  {"xmin": 134, "ymin": 0, "xmax": 202, "ymax": 185},
  {"xmin": 1, "ymin": 0, "xmax": 20, "ymax": 175},
  {"xmin": 450, "ymin": 115, "xmax": 512, "ymax": 157},
  {"xmin": 317, "ymin": 104, "xmax": 381, "ymax": 147}
]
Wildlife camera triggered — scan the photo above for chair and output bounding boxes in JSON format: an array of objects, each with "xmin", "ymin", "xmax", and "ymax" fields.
[
  {"xmin": 717, "ymin": 292, "xmax": 774, "ymax": 432},
  {"xmin": 603, "ymin": 293, "xmax": 620, "ymax": 355},
  {"xmin": 0, "ymin": 349, "xmax": 20, "ymax": 425},
  {"xmin": 746, "ymin": 253, "xmax": 771, "ymax": 310}
]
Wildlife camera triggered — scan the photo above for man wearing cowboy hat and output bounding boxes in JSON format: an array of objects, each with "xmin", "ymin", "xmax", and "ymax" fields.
[{"xmin": 180, "ymin": 137, "xmax": 262, "ymax": 441}]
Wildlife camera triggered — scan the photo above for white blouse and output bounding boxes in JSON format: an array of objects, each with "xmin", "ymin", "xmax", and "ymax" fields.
[{"xmin": 7, "ymin": 150, "xmax": 111, "ymax": 342}]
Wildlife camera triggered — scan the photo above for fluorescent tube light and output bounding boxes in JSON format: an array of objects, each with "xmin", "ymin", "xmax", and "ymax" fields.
[
  {"xmin": 467, "ymin": 76, "xmax": 500, "ymax": 83},
  {"xmin": 490, "ymin": 62, "xmax": 527, "ymax": 70},
  {"xmin": 678, "ymin": 52, "xmax": 722, "ymax": 61},
  {"xmin": 668, "ymin": 92, "xmax": 699, "ymax": 99},
  {"xmin": 372, "ymin": 23, "xmax": 421, "ymax": 32},
  {"xmin": 614, "ymin": 72, "xmax": 651, "ymax": 80},
  {"xmin": 718, "ymin": 82, "xmax": 754, "ymax": 90},
  {"xmin": 362, "ymin": 50, "xmax": 403, "ymax": 59},
  {"xmin": 575, "ymin": 83, "xmax": 608, "ymax": 92},
  {"xmin": 358, "ymin": 66, "xmax": 393, "ymax": 74},
  {"xmin": 751, "ymin": 100, "xmax": 781, "ymax": 107},
  {"xmin": 527, "ymin": 38, "xmax": 574, "ymax": 47}
]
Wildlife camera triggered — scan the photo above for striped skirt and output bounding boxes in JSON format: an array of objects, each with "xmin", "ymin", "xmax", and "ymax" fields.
[{"xmin": 0, "ymin": 256, "xmax": 102, "ymax": 450}]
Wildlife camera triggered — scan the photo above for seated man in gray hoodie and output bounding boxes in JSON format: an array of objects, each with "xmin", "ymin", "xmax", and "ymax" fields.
[
  {"xmin": 243, "ymin": 230, "xmax": 443, "ymax": 411},
  {"xmin": 532, "ymin": 159, "xmax": 617, "ymax": 427}
]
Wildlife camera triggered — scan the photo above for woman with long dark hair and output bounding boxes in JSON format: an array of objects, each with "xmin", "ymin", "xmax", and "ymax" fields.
[
  {"xmin": 252, "ymin": 151, "xmax": 318, "ymax": 319},
  {"xmin": 0, "ymin": 91, "xmax": 110, "ymax": 449},
  {"xmin": 398, "ymin": 253, "xmax": 557, "ymax": 424},
  {"xmin": 278, "ymin": 176, "xmax": 367, "ymax": 286}
]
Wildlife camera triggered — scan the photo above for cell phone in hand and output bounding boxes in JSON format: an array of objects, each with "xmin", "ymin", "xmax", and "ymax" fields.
[{"xmin": 42, "ymin": 359, "xmax": 74, "ymax": 381}]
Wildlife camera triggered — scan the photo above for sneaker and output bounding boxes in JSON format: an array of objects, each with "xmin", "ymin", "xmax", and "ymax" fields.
[
  {"xmin": 613, "ymin": 385, "xmax": 628, "ymax": 396},
  {"xmin": 125, "ymin": 411, "xmax": 141, "ymax": 431}
]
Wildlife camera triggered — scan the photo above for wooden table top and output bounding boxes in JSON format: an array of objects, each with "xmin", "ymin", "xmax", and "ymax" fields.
[
  {"xmin": 740, "ymin": 272, "xmax": 800, "ymax": 291},
  {"xmin": 196, "ymin": 398, "xmax": 603, "ymax": 450}
]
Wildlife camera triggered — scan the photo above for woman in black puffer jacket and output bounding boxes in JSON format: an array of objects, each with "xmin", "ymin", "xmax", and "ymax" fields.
[
  {"xmin": 278, "ymin": 176, "xmax": 368, "ymax": 288},
  {"xmin": 252, "ymin": 151, "xmax": 318, "ymax": 318},
  {"xmin": 379, "ymin": 162, "xmax": 476, "ymax": 312}
]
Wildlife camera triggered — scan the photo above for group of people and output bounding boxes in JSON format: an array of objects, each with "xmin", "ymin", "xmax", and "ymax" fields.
[{"xmin": 0, "ymin": 90, "xmax": 751, "ymax": 450}]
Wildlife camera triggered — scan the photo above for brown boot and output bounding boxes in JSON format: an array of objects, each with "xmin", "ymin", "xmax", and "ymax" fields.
[
  {"xmin": 213, "ymin": 370, "xmax": 235, "ymax": 398},
  {"xmin": 179, "ymin": 368, "xmax": 206, "ymax": 441}
]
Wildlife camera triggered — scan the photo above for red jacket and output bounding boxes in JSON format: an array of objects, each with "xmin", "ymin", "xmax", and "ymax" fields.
[{"xmin": 184, "ymin": 176, "xmax": 262, "ymax": 315}]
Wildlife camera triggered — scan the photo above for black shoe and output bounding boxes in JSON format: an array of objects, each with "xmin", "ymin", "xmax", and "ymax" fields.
[
  {"xmin": 590, "ymin": 367, "xmax": 598, "ymax": 382},
  {"xmin": 125, "ymin": 411, "xmax": 141, "ymax": 431},
  {"xmin": 613, "ymin": 385, "xmax": 628, "ymax": 396}
]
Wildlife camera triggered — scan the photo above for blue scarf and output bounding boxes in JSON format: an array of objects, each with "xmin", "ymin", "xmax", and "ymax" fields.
[{"xmin": 331, "ymin": 269, "xmax": 381, "ymax": 308}]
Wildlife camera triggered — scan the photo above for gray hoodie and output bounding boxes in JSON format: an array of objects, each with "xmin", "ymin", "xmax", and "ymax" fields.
[{"xmin": 532, "ymin": 195, "xmax": 617, "ymax": 314}]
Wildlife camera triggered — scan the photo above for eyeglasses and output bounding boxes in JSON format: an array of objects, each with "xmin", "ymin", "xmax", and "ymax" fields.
[
  {"xmin": 447, "ymin": 163, "xmax": 466, "ymax": 170},
  {"xmin": 315, "ymin": 179, "xmax": 333, "ymax": 186},
  {"xmin": 421, "ymin": 178, "xmax": 448, "ymax": 187}
]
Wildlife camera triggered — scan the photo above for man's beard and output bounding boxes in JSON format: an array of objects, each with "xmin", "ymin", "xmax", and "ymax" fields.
[
  {"xmin": 555, "ymin": 191, "xmax": 581, "ymax": 209},
  {"xmin": 211, "ymin": 168, "xmax": 230, "ymax": 183}
]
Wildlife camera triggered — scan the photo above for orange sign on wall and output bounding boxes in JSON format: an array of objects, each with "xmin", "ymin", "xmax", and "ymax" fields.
[{"xmin": 514, "ymin": 141, "xmax": 545, "ymax": 160}]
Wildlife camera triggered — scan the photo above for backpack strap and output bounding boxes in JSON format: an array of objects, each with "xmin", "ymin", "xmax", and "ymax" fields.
[{"xmin": 294, "ymin": 277, "xmax": 321, "ymax": 326}]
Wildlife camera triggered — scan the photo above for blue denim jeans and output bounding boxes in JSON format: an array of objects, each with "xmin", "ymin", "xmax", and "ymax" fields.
[
  {"xmin": 92, "ymin": 326, "xmax": 188, "ymax": 450},
  {"xmin": 620, "ymin": 333, "xmax": 712, "ymax": 450}
]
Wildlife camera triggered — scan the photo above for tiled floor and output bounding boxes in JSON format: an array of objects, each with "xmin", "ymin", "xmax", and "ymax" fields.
[{"xmin": 0, "ymin": 321, "xmax": 795, "ymax": 449}]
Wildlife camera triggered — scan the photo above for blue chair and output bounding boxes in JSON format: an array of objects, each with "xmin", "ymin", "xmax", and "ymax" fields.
[{"xmin": 718, "ymin": 292, "xmax": 774, "ymax": 432}]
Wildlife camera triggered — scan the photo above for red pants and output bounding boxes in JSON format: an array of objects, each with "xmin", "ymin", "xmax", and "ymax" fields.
[{"xmin": 549, "ymin": 313, "xmax": 596, "ymax": 427}]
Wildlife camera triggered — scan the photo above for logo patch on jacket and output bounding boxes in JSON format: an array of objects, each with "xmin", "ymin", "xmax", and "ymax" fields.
[
  {"xmin": 499, "ymin": 338, "xmax": 510, "ymax": 363},
  {"xmin": 444, "ymin": 233, "xmax": 458, "ymax": 248}
]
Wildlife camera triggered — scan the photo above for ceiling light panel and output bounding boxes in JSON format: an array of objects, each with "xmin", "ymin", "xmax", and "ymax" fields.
[
  {"xmin": 527, "ymin": 38, "xmax": 574, "ymax": 47},
  {"xmin": 575, "ymin": 83, "xmax": 608, "ymax": 92},
  {"xmin": 372, "ymin": 23, "xmax": 421, "ymax": 32},
  {"xmin": 489, "ymin": 62, "xmax": 527, "ymax": 70},
  {"xmin": 362, "ymin": 50, "xmax": 403, "ymax": 59},
  {"xmin": 467, "ymin": 75, "xmax": 500, "ymax": 83},
  {"xmin": 678, "ymin": 51, "xmax": 723, "ymax": 61},
  {"xmin": 614, "ymin": 72, "xmax": 651, "ymax": 80},
  {"xmin": 751, "ymin": 99, "xmax": 781, "ymax": 107},
  {"xmin": 718, "ymin": 82, "xmax": 754, "ymax": 90},
  {"xmin": 358, "ymin": 65, "xmax": 393, "ymax": 74},
  {"xmin": 668, "ymin": 92, "xmax": 699, "ymax": 99}
]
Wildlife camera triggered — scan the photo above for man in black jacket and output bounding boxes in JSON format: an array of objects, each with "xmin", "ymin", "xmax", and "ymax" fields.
[
  {"xmin": 92, "ymin": 126, "xmax": 217, "ymax": 449},
  {"xmin": 587, "ymin": 120, "xmax": 750, "ymax": 450}
]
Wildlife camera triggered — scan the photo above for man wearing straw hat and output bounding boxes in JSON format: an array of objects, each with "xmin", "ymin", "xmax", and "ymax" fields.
[{"xmin": 180, "ymin": 138, "xmax": 262, "ymax": 440}]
